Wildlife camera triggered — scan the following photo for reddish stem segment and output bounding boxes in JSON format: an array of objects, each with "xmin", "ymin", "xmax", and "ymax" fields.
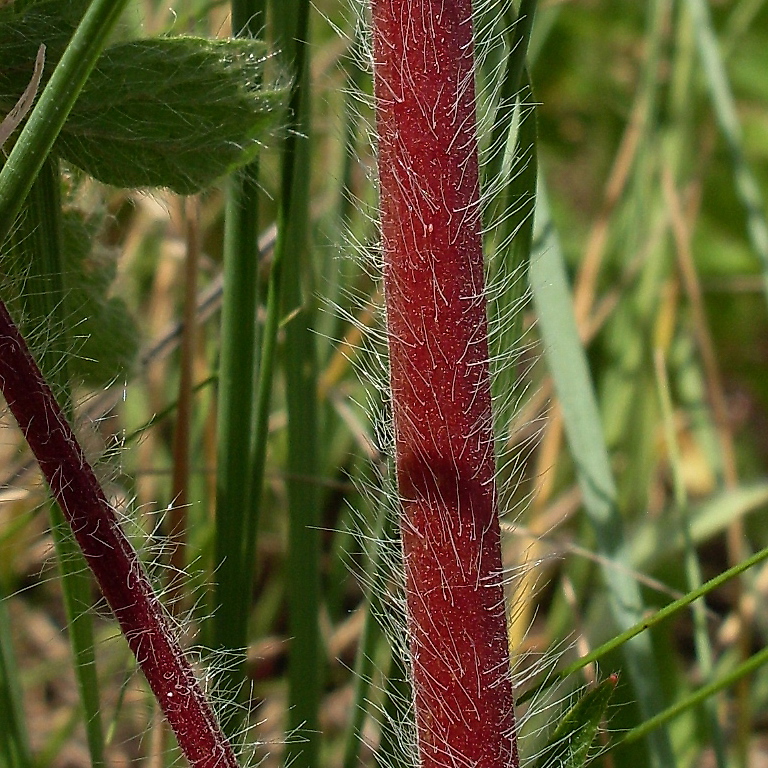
[
  {"xmin": 0, "ymin": 299, "xmax": 237, "ymax": 768},
  {"xmin": 371, "ymin": 2, "xmax": 519, "ymax": 767}
]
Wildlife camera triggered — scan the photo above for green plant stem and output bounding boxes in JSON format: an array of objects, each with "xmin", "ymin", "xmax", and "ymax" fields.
[
  {"xmin": 0, "ymin": 592, "xmax": 32, "ymax": 768},
  {"xmin": 685, "ymin": 0, "xmax": 768, "ymax": 308},
  {"xmin": 270, "ymin": 2, "xmax": 323, "ymax": 766},
  {"xmin": 342, "ymin": 498, "xmax": 393, "ymax": 768},
  {"xmin": 169, "ymin": 196, "xmax": 201, "ymax": 604},
  {"xmin": 214, "ymin": 0, "xmax": 265, "ymax": 710},
  {"xmin": 518, "ymin": 537, "xmax": 768, "ymax": 707},
  {"xmin": 0, "ymin": 0, "xmax": 129, "ymax": 244},
  {"xmin": 655, "ymin": 349, "xmax": 726, "ymax": 767},
  {"xmin": 617, "ymin": 643, "xmax": 768, "ymax": 749},
  {"xmin": 483, "ymin": 0, "xmax": 537, "ymax": 192},
  {"xmin": 378, "ymin": 650, "xmax": 412, "ymax": 768}
]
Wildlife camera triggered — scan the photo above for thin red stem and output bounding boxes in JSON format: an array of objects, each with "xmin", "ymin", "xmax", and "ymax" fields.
[
  {"xmin": 371, "ymin": 2, "xmax": 519, "ymax": 767},
  {"xmin": 0, "ymin": 299, "xmax": 238, "ymax": 768}
]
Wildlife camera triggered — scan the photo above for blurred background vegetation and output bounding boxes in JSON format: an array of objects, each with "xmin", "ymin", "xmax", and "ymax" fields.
[{"xmin": 2, "ymin": 0, "xmax": 768, "ymax": 767}]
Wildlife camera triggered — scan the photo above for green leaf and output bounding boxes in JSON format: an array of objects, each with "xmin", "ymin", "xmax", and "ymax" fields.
[
  {"xmin": 534, "ymin": 676, "xmax": 617, "ymax": 768},
  {"xmin": 0, "ymin": 0, "xmax": 81, "ymax": 87},
  {"xmin": 57, "ymin": 37, "xmax": 287, "ymax": 194},
  {"xmin": 61, "ymin": 208, "xmax": 139, "ymax": 385}
]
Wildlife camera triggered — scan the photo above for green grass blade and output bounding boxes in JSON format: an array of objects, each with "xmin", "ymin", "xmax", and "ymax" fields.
[
  {"xmin": 0, "ymin": 0, "xmax": 130, "ymax": 244},
  {"xmin": 342, "ymin": 498, "xmax": 395, "ymax": 768},
  {"xmin": 685, "ymin": 0, "xmax": 768, "ymax": 308},
  {"xmin": 377, "ymin": 650, "xmax": 412, "ymax": 768},
  {"xmin": 518, "ymin": 507, "xmax": 768, "ymax": 707},
  {"xmin": 654, "ymin": 350, "xmax": 726, "ymax": 766},
  {"xmin": 530, "ymin": 182, "xmax": 676, "ymax": 767},
  {"xmin": 629, "ymin": 482, "xmax": 768, "ymax": 571},
  {"xmin": 0, "ymin": 594, "xmax": 32, "ymax": 768},
  {"xmin": 269, "ymin": 3, "xmax": 322, "ymax": 766},
  {"xmin": 213, "ymin": 0, "xmax": 265, "ymax": 716},
  {"xmin": 617, "ymin": 643, "xmax": 768, "ymax": 751},
  {"xmin": 486, "ymin": 73, "xmax": 537, "ymax": 433}
]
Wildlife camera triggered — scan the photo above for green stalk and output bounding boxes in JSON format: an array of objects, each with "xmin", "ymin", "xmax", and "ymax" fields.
[
  {"xmin": 271, "ymin": 3, "xmax": 322, "ymax": 766},
  {"xmin": 0, "ymin": 0, "xmax": 130, "ymax": 245},
  {"xmin": 342, "ymin": 497, "xmax": 394, "ymax": 768},
  {"xmin": 377, "ymin": 650, "xmax": 412, "ymax": 768},
  {"xmin": 477, "ymin": 0, "xmax": 537, "ymax": 427},
  {"xmin": 214, "ymin": 0, "xmax": 265, "ymax": 707},
  {"xmin": 655, "ymin": 349, "xmax": 726, "ymax": 766},
  {"xmin": 617, "ymin": 644, "xmax": 768, "ymax": 750},
  {"xmin": 517, "ymin": 504, "xmax": 768, "ymax": 707}
]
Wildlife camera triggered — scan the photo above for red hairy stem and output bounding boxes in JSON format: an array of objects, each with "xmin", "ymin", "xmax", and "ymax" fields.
[
  {"xmin": 371, "ymin": 2, "xmax": 519, "ymax": 768},
  {"xmin": 0, "ymin": 299, "xmax": 238, "ymax": 768}
]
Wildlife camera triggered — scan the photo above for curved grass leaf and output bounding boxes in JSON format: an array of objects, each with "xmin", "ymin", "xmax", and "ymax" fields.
[
  {"xmin": 57, "ymin": 37, "xmax": 286, "ymax": 194},
  {"xmin": 685, "ymin": 0, "xmax": 768, "ymax": 308},
  {"xmin": 534, "ymin": 676, "xmax": 617, "ymax": 768},
  {"xmin": 530, "ymin": 183, "xmax": 676, "ymax": 766}
]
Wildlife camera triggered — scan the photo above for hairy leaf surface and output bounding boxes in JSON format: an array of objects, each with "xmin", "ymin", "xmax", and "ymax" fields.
[
  {"xmin": 58, "ymin": 38, "xmax": 286, "ymax": 193},
  {"xmin": 0, "ymin": 3, "xmax": 286, "ymax": 194}
]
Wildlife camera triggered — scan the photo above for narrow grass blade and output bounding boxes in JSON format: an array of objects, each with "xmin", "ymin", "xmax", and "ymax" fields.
[
  {"xmin": 269, "ymin": 3, "xmax": 323, "ymax": 765},
  {"xmin": 0, "ymin": 594, "xmax": 32, "ymax": 768},
  {"xmin": 378, "ymin": 651, "xmax": 412, "ymax": 768},
  {"xmin": 342, "ymin": 499, "xmax": 395, "ymax": 768},
  {"xmin": 629, "ymin": 482, "xmax": 768, "ymax": 570},
  {"xmin": 617, "ymin": 643, "xmax": 768, "ymax": 750},
  {"xmin": 685, "ymin": 0, "xmax": 768, "ymax": 308},
  {"xmin": 518, "ymin": 512, "xmax": 768, "ymax": 706},
  {"xmin": 213, "ymin": 0, "xmax": 266, "ymax": 715},
  {"xmin": 530, "ymin": 182, "xmax": 676, "ymax": 766},
  {"xmin": 654, "ymin": 350, "xmax": 726, "ymax": 766},
  {"xmin": 486, "ymin": 70, "xmax": 537, "ymax": 438}
]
